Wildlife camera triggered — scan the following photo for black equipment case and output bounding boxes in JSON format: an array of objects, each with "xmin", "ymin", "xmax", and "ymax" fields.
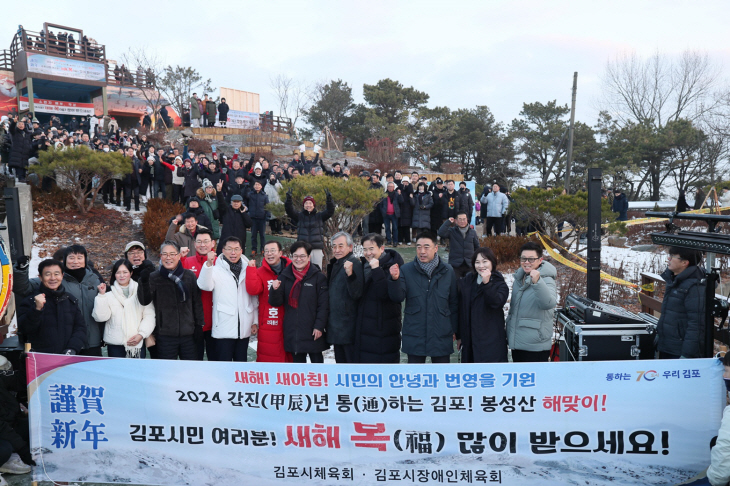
[{"xmin": 557, "ymin": 295, "xmax": 658, "ymax": 361}]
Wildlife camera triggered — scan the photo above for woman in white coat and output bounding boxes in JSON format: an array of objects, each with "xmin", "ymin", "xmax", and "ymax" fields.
[
  {"xmin": 92, "ymin": 259, "xmax": 155, "ymax": 358},
  {"xmin": 197, "ymin": 236, "xmax": 259, "ymax": 362}
]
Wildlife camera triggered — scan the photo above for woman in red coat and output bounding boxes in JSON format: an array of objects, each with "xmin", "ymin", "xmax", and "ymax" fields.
[{"xmin": 246, "ymin": 241, "xmax": 292, "ymax": 362}]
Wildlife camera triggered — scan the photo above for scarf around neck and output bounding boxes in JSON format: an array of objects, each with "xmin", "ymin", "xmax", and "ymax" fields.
[
  {"xmin": 159, "ymin": 262, "xmax": 187, "ymax": 302},
  {"xmin": 224, "ymin": 255, "xmax": 242, "ymax": 283},
  {"xmin": 418, "ymin": 255, "xmax": 440, "ymax": 278},
  {"xmin": 289, "ymin": 262, "xmax": 311, "ymax": 309}
]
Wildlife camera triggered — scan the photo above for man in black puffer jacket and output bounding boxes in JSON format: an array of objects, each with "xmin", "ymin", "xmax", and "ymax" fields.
[
  {"xmin": 7, "ymin": 117, "xmax": 32, "ymax": 182},
  {"xmin": 356, "ymin": 233, "xmax": 404, "ymax": 363},
  {"xmin": 285, "ymin": 189, "xmax": 335, "ymax": 269},
  {"xmin": 438, "ymin": 212, "xmax": 481, "ymax": 278},
  {"xmin": 656, "ymin": 246, "xmax": 706, "ymax": 359},
  {"xmin": 216, "ymin": 193, "xmax": 253, "ymax": 254},
  {"xmin": 137, "ymin": 241, "xmax": 205, "ymax": 360},
  {"xmin": 18, "ymin": 259, "xmax": 87, "ymax": 355},
  {"xmin": 247, "ymin": 181, "xmax": 269, "ymax": 257}
]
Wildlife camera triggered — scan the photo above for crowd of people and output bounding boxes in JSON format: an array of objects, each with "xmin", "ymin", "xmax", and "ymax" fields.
[{"xmin": 12, "ymin": 233, "xmax": 557, "ymax": 366}]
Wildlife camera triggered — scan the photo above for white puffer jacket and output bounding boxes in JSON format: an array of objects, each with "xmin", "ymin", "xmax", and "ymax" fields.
[
  {"xmin": 92, "ymin": 280, "xmax": 156, "ymax": 346},
  {"xmin": 197, "ymin": 256, "xmax": 258, "ymax": 339}
]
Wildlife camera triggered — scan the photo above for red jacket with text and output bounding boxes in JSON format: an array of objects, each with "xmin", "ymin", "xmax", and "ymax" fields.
[
  {"xmin": 182, "ymin": 253, "xmax": 214, "ymax": 332},
  {"xmin": 246, "ymin": 257, "xmax": 292, "ymax": 362}
]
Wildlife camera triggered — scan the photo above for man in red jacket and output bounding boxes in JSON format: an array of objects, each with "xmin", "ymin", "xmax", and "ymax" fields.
[
  {"xmin": 181, "ymin": 227, "xmax": 217, "ymax": 361},
  {"xmin": 246, "ymin": 240, "xmax": 292, "ymax": 362}
]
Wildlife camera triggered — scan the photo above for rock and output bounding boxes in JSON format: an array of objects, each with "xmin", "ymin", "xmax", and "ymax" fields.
[
  {"xmin": 325, "ymin": 150, "xmax": 343, "ymax": 159},
  {"xmin": 630, "ymin": 244, "xmax": 658, "ymax": 252},
  {"xmin": 180, "ymin": 128, "xmax": 194, "ymax": 138},
  {"xmin": 607, "ymin": 236, "xmax": 628, "ymax": 247},
  {"xmin": 223, "ymin": 135, "xmax": 244, "ymax": 142},
  {"xmin": 273, "ymin": 148, "xmax": 294, "ymax": 156}
]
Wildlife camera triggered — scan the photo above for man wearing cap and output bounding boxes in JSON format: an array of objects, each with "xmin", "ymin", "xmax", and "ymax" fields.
[
  {"xmin": 166, "ymin": 213, "xmax": 205, "ymax": 257},
  {"xmin": 216, "ymin": 193, "xmax": 253, "ymax": 254},
  {"xmin": 285, "ymin": 189, "xmax": 335, "ymax": 269},
  {"xmin": 124, "ymin": 241, "xmax": 156, "ymax": 282}
]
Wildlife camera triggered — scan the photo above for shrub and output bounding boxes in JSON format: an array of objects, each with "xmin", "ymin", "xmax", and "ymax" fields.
[
  {"xmin": 479, "ymin": 235, "xmax": 537, "ymax": 266},
  {"xmin": 142, "ymin": 198, "xmax": 186, "ymax": 251},
  {"xmin": 187, "ymin": 138, "xmax": 212, "ymax": 155},
  {"xmin": 31, "ymin": 185, "xmax": 76, "ymax": 213},
  {"xmin": 32, "ymin": 146, "xmax": 132, "ymax": 213}
]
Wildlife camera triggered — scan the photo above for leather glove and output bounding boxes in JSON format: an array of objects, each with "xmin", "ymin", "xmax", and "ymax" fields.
[
  {"xmin": 16, "ymin": 255, "xmax": 30, "ymax": 269},
  {"xmin": 139, "ymin": 267, "xmax": 154, "ymax": 282}
]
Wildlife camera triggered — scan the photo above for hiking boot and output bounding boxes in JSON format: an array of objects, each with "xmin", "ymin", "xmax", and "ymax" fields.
[{"xmin": 0, "ymin": 453, "xmax": 31, "ymax": 474}]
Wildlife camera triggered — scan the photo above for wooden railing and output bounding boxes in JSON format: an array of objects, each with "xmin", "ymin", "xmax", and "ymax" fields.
[{"xmin": 12, "ymin": 28, "xmax": 106, "ymax": 64}]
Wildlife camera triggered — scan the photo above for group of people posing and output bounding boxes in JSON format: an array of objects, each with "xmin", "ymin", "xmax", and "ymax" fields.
[{"xmin": 14, "ymin": 224, "xmax": 558, "ymax": 365}]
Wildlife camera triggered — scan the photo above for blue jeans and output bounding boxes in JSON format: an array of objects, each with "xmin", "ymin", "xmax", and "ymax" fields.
[
  {"xmin": 153, "ymin": 180, "xmax": 166, "ymax": 199},
  {"xmin": 384, "ymin": 214, "xmax": 398, "ymax": 244}
]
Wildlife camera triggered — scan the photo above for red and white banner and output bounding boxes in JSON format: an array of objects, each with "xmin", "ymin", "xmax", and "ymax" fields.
[{"xmin": 18, "ymin": 97, "xmax": 94, "ymax": 116}]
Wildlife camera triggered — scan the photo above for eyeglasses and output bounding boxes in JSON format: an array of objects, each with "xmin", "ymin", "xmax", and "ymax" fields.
[
  {"xmin": 223, "ymin": 247, "xmax": 242, "ymax": 252},
  {"xmin": 520, "ymin": 257, "xmax": 540, "ymax": 263},
  {"xmin": 291, "ymin": 254, "xmax": 309, "ymax": 260},
  {"xmin": 160, "ymin": 252, "xmax": 179, "ymax": 258}
]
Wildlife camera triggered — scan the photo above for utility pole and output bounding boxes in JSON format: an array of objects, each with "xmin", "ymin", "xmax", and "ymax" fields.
[{"xmin": 564, "ymin": 72, "xmax": 578, "ymax": 193}]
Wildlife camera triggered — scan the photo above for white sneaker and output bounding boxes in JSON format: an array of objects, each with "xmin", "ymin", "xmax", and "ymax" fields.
[
  {"xmin": 407, "ymin": 242, "xmax": 411, "ymax": 245},
  {"xmin": 0, "ymin": 453, "xmax": 31, "ymax": 474}
]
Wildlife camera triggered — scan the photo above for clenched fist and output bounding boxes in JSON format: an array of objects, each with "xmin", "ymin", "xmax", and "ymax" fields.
[
  {"xmin": 343, "ymin": 260, "xmax": 353, "ymax": 276},
  {"xmin": 389, "ymin": 263, "xmax": 400, "ymax": 280},
  {"xmin": 34, "ymin": 293, "xmax": 46, "ymax": 311},
  {"xmin": 271, "ymin": 280, "xmax": 281, "ymax": 290},
  {"xmin": 206, "ymin": 251, "xmax": 216, "ymax": 267}
]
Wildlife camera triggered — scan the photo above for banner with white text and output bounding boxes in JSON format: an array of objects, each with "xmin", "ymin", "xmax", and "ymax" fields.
[{"xmin": 27, "ymin": 354, "xmax": 725, "ymax": 485}]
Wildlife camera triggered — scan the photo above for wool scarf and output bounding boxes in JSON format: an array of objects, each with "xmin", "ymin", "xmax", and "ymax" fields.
[
  {"xmin": 159, "ymin": 262, "xmax": 187, "ymax": 302},
  {"xmin": 288, "ymin": 263, "xmax": 310, "ymax": 309},
  {"xmin": 224, "ymin": 255, "xmax": 242, "ymax": 283},
  {"xmin": 418, "ymin": 255, "xmax": 440, "ymax": 278}
]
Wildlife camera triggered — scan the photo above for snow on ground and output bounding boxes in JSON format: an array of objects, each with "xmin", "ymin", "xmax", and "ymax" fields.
[
  {"xmin": 599, "ymin": 245, "xmax": 666, "ymax": 281},
  {"xmin": 103, "ymin": 202, "xmax": 146, "ymax": 225}
]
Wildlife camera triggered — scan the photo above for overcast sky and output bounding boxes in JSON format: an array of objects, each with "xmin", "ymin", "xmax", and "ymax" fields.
[{"xmin": 3, "ymin": 0, "xmax": 730, "ymax": 130}]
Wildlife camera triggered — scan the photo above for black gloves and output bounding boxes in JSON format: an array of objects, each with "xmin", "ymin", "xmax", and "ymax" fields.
[
  {"xmin": 286, "ymin": 188, "xmax": 293, "ymax": 199},
  {"xmin": 16, "ymin": 255, "xmax": 29, "ymax": 269},
  {"xmin": 194, "ymin": 326, "xmax": 203, "ymax": 342},
  {"xmin": 324, "ymin": 188, "xmax": 332, "ymax": 199},
  {"xmin": 139, "ymin": 267, "xmax": 154, "ymax": 282}
]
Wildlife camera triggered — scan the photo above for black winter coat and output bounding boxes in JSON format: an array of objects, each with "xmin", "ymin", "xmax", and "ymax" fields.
[
  {"xmin": 205, "ymin": 100, "xmax": 217, "ymax": 123},
  {"xmin": 226, "ymin": 181, "xmax": 250, "ymax": 203},
  {"xmin": 247, "ymin": 190, "xmax": 269, "ymax": 219},
  {"xmin": 178, "ymin": 165, "xmax": 201, "ymax": 199},
  {"xmin": 216, "ymin": 193, "xmax": 253, "ymax": 252},
  {"xmin": 8, "ymin": 121, "xmax": 32, "ymax": 169},
  {"xmin": 612, "ymin": 193, "xmax": 629, "ymax": 221},
  {"xmin": 411, "ymin": 191, "xmax": 433, "ymax": 229},
  {"xmin": 18, "ymin": 285, "xmax": 87, "ymax": 354},
  {"xmin": 656, "ymin": 265, "xmax": 706, "ymax": 358},
  {"xmin": 269, "ymin": 264, "xmax": 329, "ymax": 354},
  {"xmin": 431, "ymin": 187, "xmax": 447, "ymax": 222},
  {"xmin": 200, "ymin": 167, "xmax": 225, "ymax": 189},
  {"xmin": 438, "ymin": 220, "xmax": 481, "ymax": 268},
  {"xmin": 122, "ymin": 157, "xmax": 141, "ymax": 187},
  {"xmin": 326, "ymin": 253, "xmax": 364, "ymax": 345},
  {"xmin": 285, "ymin": 194, "xmax": 335, "ymax": 250},
  {"xmin": 218, "ymin": 102, "xmax": 229, "ymax": 122},
  {"xmin": 457, "ymin": 272, "xmax": 509, "ymax": 363},
  {"xmin": 399, "ymin": 184, "xmax": 415, "ymax": 226},
  {"xmin": 356, "ymin": 250, "xmax": 404, "ymax": 363},
  {"xmin": 443, "ymin": 190, "xmax": 465, "ymax": 219},
  {"xmin": 137, "ymin": 266, "xmax": 205, "ymax": 337},
  {"xmin": 184, "ymin": 203, "xmax": 213, "ymax": 231}
]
